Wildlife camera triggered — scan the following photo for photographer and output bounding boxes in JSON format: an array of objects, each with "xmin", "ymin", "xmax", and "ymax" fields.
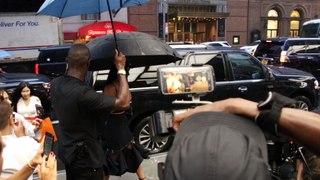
[
  {"xmin": 161, "ymin": 92, "xmax": 320, "ymax": 180},
  {"xmin": 173, "ymin": 92, "xmax": 320, "ymax": 156}
]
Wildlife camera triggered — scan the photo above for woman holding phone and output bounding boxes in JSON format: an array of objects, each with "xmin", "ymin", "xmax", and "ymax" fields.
[
  {"xmin": 11, "ymin": 82, "xmax": 43, "ymax": 140},
  {"xmin": 0, "ymin": 89, "xmax": 41, "ymax": 139},
  {"xmin": 11, "ymin": 82, "xmax": 57, "ymax": 142}
]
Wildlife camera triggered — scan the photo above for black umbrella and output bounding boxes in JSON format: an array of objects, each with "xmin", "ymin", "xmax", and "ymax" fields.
[{"xmin": 86, "ymin": 32, "xmax": 183, "ymax": 71}]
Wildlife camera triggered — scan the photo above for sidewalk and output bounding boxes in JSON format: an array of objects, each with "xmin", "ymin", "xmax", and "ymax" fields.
[{"xmin": 109, "ymin": 152, "xmax": 167, "ymax": 180}]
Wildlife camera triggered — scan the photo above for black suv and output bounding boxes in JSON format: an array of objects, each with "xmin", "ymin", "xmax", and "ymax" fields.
[
  {"xmin": 126, "ymin": 50, "xmax": 319, "ymax": 153},
  {"xmin": 36, "ymin": 44, "xmax": 72, "ymax": 79},
  {"xmin": 254, "ymin": 37, "xmax": 320, "ymax": 80},
  {"xmin": 34, "ymin": 46, "xmax": 320, "ymax": 154}
]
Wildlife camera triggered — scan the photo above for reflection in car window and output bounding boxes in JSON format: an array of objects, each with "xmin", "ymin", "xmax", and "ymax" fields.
[
  {"xmin": 287, "ymin": 40, "xmax": 320, "ymax": 54},
  {"xmin": 205, "ymin": 54, "xmax": 226, "ymax": 81},
  {"xmin": 255, "ymin": 43, "xmax": 282, "ymax": 56},
  {"xmin": 228, "ymin": 53, "xmax": 264, "ymax": 80},
  {"xmin": 187, "ymin": 53, "xmax": 227, "ymax": 81}
]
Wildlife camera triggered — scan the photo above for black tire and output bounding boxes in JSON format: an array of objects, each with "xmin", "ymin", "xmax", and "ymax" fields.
[
  {"xmin": 293, "ymin": 96, "xmax": 312, "ymax": 111},
  {"xmin": 133, "ymin": 115, "xmax": 174, "ymax": 154}
]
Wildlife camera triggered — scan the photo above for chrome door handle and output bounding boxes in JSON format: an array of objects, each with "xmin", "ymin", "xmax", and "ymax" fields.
[{"xmin": 238, "ymin": 86, "xmax": 248, "ymax": 92}]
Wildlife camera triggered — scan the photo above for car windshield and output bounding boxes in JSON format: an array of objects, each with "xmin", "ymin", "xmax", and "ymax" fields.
[
  {"xmin": 255, "ymin": 41, "xmax": 283, "ymax": 57},
  {"xmin": 38, "ymin": 48, "xmax": 70, "ymax": 63}
]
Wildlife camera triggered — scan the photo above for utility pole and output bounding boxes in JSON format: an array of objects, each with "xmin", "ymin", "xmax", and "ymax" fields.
[
  {"xmin": 159, "ymin": 0, "xmax": 168, "ymax": 41},
  {"xmin": 162, "ymin": 0, "xmax": 167, "ymax": 41}
]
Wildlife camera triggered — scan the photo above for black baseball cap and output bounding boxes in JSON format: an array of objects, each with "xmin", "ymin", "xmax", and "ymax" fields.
[{"xmin": 164, "ymin": 111, "xmax": 271, "ymax": 180}]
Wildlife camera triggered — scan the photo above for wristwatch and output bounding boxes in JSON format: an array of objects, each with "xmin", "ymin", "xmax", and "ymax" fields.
[{"xmin": 117, "ymin": 69, "xmax": 126, "ymax": 75}]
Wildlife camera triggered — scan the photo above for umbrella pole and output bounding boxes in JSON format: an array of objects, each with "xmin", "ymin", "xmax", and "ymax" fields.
[{"xmin": 107, "ymin": 0, "xmax": 119, "ymax": 50}]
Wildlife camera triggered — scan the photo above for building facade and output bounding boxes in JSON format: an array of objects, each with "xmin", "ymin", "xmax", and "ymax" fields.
[{"xmin": 129, "ymin": 0, "xmax": 320, "ymax": 45}]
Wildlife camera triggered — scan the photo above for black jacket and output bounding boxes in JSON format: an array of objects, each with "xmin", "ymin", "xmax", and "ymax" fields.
[{"xmin": 51, "ymin": 75, "xmax": 115, "ymax": 168}]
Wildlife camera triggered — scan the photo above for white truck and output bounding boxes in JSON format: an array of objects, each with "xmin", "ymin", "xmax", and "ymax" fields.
[{"xmin": 0, "ymin": 13, "xmax": 62, "ymax": 72}]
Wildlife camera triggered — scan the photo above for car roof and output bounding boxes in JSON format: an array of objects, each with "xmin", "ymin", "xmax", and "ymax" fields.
[
  {"xmin": 303, "ymin": 19, "xmax": 320, "ymax": 25},
  {"xmin": 201, "ymin": 41, "xmax": 231, "ymax": 47},
  {"xmin": 170, "ymin": 44, "xmax": 208, "ymax": 49},
  {"xmin": 262, "ymin": 37, "xmax": 320, "ymax": 42},
  {"xmin": 166, "ymin": 41, "xmax": 193, "ymax": 45},
  {"xmin": 38, "ymin": 44, "xmax": 72, "ymax": 51},
  {"xmin": 183, "ymin": 48, "xmax": 247, "ymax": 54}
]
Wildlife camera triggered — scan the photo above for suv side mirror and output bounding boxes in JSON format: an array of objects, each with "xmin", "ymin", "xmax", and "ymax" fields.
[{"xmin": 265, "ymin": 68, "xmax": 275, "ymax": 80}]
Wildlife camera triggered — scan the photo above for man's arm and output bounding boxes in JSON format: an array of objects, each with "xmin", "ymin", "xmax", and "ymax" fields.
[
  {"xmin": 113, "ymin": 49, "xmax": 130, "ymax": 110},
  {"xmin": 173, "ymin": 98, "xmax": 320, "ymax": 155},
  {"xmin": 278, "ymin": 108, "xmax": 320, "ymax": 155}
]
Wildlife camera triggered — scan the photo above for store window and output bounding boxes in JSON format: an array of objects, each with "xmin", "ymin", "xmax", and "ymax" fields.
[
  {"xmin": 290, "ymin": 10, "xmax": 301, "ymax": 37},
  {"xmin": 81, "ymin": 13, "xmax": 101, "ymax": 20},
  {"xmin": 267, "ymin": 9, "xmax": 279, "ymax": 38}
]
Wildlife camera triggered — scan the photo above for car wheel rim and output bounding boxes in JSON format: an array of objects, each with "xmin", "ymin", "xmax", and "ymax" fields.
[
  {"xmin": 296, "ymin": 101, "xmax": 309, "ymax": 111},
  {"xmin": 138, "ymin": 123, "xmax": 169, "ymax": 153}
]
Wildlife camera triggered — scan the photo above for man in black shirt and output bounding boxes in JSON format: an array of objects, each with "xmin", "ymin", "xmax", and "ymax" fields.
[{"xmin": 50, "ymin": 44, "xmax": 130, "ymax": 180}]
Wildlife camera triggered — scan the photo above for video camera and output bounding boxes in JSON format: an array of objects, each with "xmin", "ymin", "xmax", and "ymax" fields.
[{"xmin": 149, "ymin": 65, "xmax": 215, "ymax": 142}]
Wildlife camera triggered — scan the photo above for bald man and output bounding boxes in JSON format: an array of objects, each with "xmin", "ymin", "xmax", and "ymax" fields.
[{"xmin": 50, "ymin": 44, "xmax": 130, "ymax": 180}]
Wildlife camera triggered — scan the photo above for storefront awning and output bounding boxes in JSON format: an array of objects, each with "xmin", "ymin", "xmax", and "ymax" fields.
[
  {"xmin": 177, "ymin": 12, "xmax": 230, "ymax": 19},
  {"xmin": 78, "ymin": 21, "xmax": 137, "ymax": 38}
]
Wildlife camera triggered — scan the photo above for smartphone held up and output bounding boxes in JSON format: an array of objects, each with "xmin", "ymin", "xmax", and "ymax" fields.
[
  {"xmin": 35, "ymin": 104, "xmax": 45, "ymax": 119},
  {"xmin": 43, "ymin": 132, "xmax": 54, "ymax": 159}
]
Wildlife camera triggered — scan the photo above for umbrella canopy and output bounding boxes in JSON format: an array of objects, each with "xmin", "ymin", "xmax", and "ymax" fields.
[
  {"xmin": 37, "ymin": 0, "xmax": 150, "ymax": 18},
  {"xmin": 78, "ymin": 21, "xmax": 137, "ymax": 38},
  {"xmin": 86, "ymin": 32, "xmax": 183, "ymax": 71}
]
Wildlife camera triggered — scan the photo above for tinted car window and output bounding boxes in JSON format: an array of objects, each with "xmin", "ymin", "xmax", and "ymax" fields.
[
  {"xmin": 205, "ymin": 54, "xmax": 226, "ymax": 81},
  {"xmin": 38, "ymin": 48, "xmax": 69, "ymax": 63},
  {"xmin": 228, "ymin": 52, "xmax": 264, "ymax": 80},
  {"xmin": 285, "ymin": 39, "xmax": 320, "ymax": 54},
  {"xmin": 255, "ymin": 41, "xmax": 283, "ymax": 57}
]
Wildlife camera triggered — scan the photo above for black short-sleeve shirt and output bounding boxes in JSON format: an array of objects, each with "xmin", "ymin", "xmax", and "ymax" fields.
[{"xmin": 50, "ymin": 75, "xmax": 116, "ymax": 168}]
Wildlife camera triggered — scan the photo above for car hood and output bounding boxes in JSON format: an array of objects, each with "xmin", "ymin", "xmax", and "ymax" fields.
[
  {"xmin": 268, "ymin": 65, "xmax": 314, "ymax": 77},
  {"xmin": 0, "ymin": 73, "xmax": 50, "ymax": 84}
]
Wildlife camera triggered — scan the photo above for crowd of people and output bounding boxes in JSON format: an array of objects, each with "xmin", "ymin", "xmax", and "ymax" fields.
[
  {"xmin": 2, "ymin": 43, "xmax": 320, "ymax": 180},
  {"xmin": 0, "ymin": 91, "xmax": 56, "ymax": 180}
]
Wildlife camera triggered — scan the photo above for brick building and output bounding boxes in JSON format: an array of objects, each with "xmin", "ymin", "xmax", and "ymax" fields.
[{"xmin": 129, "ymin": 0, "xmax": 320, "ymax": 46}]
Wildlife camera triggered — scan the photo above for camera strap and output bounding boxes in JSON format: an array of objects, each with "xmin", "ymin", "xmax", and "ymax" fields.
[{"xmin": 255, "ymin": 92, "xmax": 297, "ymax": 135}]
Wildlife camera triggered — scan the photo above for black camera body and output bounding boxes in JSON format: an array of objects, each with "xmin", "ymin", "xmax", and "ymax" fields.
[
  {"xmin": 149, "ymin": 110, "xmax": 173, "ymax": 142},
  {"xmin": 149, "ymin": 109, "xmax": 188, "ymax": 142},
  {"xmin": 150, "ymin": 65, "xmax": 215, "ymax": 142}
]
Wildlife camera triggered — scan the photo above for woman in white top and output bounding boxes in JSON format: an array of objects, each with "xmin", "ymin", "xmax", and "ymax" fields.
[
  {"xmin": 11, "ymin": 82, "xmax": 43, "ymax": 140},
  {"xmin": 0, "ymin": 89, "xmax": 41, "ymax": 139},
  {"xmin": 12, "ymin": 82, "xmax": 42, "ymax": 120}
]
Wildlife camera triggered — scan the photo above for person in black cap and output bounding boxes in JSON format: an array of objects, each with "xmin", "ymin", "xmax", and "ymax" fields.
[
  {"xmin": 164, "ymin": 111, "xmax": 271, "ymax": 180},
  {"xmin": 173, "ymin": 92, "xmax": 320, "ymax": 156}
]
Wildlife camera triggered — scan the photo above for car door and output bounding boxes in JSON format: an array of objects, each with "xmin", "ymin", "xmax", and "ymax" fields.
[{"xmin": 225, "ymin": 51, "xmax": 276, "ymax": 101}]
